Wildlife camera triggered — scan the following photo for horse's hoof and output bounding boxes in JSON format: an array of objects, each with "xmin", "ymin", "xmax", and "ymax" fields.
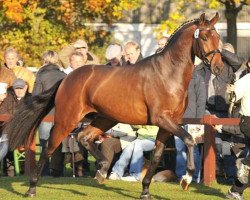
[
  {"xmin": 180, "ymin": 178, "xmax": 190, "ymax": 191},
  {"xmin": 140, "ymin": 194, "xmax": 151, "ymax": 200},
  {"xmin": 25, "ymin": 190, "xmax": 36, "ymax": 198},
  {"xmin": 94, "ymin": 170, "xmax": 106, "ymax": 184}
]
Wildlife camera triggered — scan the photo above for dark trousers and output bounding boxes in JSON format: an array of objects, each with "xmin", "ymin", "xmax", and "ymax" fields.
[
  {"xmin": 40, "ymin": 139, "xmax": 64, "ymax": 176},
  {"xmin": 242, "ymin": 155, "xmax": 250, "ymax": 166},
  {"xmin": 231, "ymin": 150, "xmax": 250, "ymax": 194},
  {"xmin": 231, "ymin": 179, "xmax": 249, "ymax": 194},
  {"xmin": 3, "ymin": 151, "xmax": 14, "ymax": 176},
  {"xmin": 50, "ymin": 143, "xmax": 64, "ymax": 176},
  {"xmin": 40, "ymin": 139, "xmax": 50, "ymax": 176}
]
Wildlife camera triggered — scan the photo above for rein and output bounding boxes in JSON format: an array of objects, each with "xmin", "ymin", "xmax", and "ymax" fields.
[{"xmin": 194, "ymin": 27, "xmax": 220, "ymax": 66}]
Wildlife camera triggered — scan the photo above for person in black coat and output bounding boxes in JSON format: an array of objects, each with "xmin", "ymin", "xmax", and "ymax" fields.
[
  {"xmin": 33, "ymin": 50, "xmax": 66, "ymax": 176},
  {"xmin": 195, "ymin": 43, "xmax": 245, "ymax": 183},
  {"xmin": 0, "ymin": 78, "xmax": 31, "ymax": 176}
]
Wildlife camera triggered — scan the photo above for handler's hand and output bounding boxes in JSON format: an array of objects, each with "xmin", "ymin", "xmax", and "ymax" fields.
[
  {"xmin": 214, "ymin": 125, "xmax": 223, "ymax": 133},
  {"xmin": 227, "ymin": 84, "xmax": 235, "ymax": 93}
]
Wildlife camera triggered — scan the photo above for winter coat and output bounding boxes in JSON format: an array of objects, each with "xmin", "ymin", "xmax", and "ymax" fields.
[
  {"xmin": 32, "ymin": 64, "xmax": 66, "ymax": 95},
  {"xmin": 32, "ymin": 64, "xmax": 66, "ymax": 114},
  {"xmin": 195, "ymin": 49, "xmax": 244, "ymax": 113},
  {"xmin": 183, "ymin": 71, "xmax": 206, "ymax": 118},
  {"xmin": 0, "ymin": 89, "xmax": 31, "ymax": 133}
]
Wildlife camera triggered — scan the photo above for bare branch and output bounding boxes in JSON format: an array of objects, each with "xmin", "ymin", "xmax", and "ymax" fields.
[{"xmin": 236, "ymin": 0, "xmax": 248, "ymax": 12}]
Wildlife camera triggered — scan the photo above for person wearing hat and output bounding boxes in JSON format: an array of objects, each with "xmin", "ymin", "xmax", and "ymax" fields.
[
  {"xmin": 58, "ymin": 39, "xmax": 100, "ymax": 68},
  {"xmin": 0, "ymin": 78, "xmax": 30, "ymax": 176},
  {"xmin": 105, "ymin": 43, "xmax": 126, "ymax": 66},
  {"xmin": 63, "ymin": 51, "xmax": 87, "ymax": 75}
]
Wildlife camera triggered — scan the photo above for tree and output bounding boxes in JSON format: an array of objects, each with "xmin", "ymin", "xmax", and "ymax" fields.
[
  {"xmin": 0, "ymin": 0, "xmax": 143, "ymax": 67},
  {"xmin": 155, "ymin": 0, "xmax": 249, "ymax": 52},
  {"xmin": 218, "ymin": 0, "xmax": 249, "ymax": 51}
]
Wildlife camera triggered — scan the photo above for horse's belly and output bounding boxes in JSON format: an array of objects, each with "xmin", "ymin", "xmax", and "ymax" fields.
[{"xmin": 96, "ymin": 103, "xmax": 148, "ymax": 125}]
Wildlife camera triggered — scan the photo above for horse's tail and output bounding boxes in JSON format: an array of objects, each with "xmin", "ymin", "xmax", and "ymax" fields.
[{"xmin": 3, "ymin": 80, "xmax": 62, "ymax": 151}]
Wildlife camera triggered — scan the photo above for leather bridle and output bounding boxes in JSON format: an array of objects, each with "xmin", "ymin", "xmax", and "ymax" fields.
[{"xmin": 194, "ymin": 27, "xmax": 221, "ymax": 66}]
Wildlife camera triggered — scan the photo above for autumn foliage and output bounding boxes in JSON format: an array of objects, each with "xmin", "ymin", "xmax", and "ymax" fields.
[
  {"xmin": 155, "ymin": 0, "xmax": 249, "ymax": 40},
  {"xmin": 0, "ymin": 0, "xmax": 142, "ymax": 67}
]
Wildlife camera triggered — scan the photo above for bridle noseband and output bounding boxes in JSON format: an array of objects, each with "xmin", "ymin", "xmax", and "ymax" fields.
[{"xmin": 194, "ymin": 27, "xmax": 221, "ymax": 66}]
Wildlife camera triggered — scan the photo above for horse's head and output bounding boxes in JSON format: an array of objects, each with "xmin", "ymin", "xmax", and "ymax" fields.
[{"xmin": 193, "ymin": 12, "xmax": 224, "ymax": 75}]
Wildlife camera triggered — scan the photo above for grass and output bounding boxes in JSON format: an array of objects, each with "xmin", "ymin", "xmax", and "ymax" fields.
[
  {"xmin": 1, "ymin": 155, "xmax": 249, "ymax": 199},
  {"xmin": 0, "ymin": 175, "xmax": 250, "ymax": 200}
]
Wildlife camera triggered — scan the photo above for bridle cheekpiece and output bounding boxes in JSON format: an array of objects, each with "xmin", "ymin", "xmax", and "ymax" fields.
[{"xmin": 194, "ymin": 27, "xmax": 221, "ymax": 66}]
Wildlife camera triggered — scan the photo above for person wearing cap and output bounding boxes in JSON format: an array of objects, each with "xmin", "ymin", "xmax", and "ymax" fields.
[
  {"xmin": 0, "ymin": 78, "xmax": 30, "ymax": 176},
  {"xmin": 58, "ymin": 39, "xmax": 100, "ymax": 68},
  {"xmin": 105, "ymin": 43, "xmax": 126, "ymax": 66},
  {"xmin": 12, "ymin": 78, "xmax": 29, "ymax": 100},
  {"xmin": 4, "ymin": 47, "xmax": 35, "ymax": 93},
  {"xmin": 124, "ymin": 41, "xmax": 143, "ymax": 65}
]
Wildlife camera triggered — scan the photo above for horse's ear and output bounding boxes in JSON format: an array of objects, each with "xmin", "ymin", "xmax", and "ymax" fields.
[
  {"xmin": 210, "ymin": 12, "xmax": 219, "ymax": 26},
  {"xmin": 199, "ymin": 13, "xmax": 206, "ymax": 25}
]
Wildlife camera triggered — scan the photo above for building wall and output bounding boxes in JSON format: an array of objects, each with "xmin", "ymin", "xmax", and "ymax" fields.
[{"xmin": 109, "ymin": 23, "xmax": 250, "ymax": 59}]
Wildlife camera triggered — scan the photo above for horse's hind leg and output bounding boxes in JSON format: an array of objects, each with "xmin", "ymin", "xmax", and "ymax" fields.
[
  {"xmin": 141, "ymin": 129, "xmax": 170, "ymax": 200},
  {"xmin": 26, "ymin": 122, "xmax": 78, "ymax": 197},
  {"xmin": 78, "ymin": 117, "xmax": 116, "ymax": 183}
]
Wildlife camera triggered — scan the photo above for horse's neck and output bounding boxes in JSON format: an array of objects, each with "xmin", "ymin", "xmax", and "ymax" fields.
[{"xmin": 159, "ymin": 26, "xmax": 196, "ymax": 85}]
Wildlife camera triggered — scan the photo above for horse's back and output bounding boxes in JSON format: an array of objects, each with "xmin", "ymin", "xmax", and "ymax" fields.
[{"xmin": 55, "ymin": 65, "xmax": 149, "ymax": 124}]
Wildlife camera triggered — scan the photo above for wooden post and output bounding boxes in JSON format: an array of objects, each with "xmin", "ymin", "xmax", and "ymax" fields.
[{"xmin": 203, "ymin": 115, "xmax": 216, "ymax": 185}]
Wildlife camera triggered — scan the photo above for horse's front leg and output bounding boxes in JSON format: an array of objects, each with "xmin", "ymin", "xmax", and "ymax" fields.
[
  {"xmin": 141, "ymin": 129, "xmax": 170, "ymax": 200},
  {"xmin": 175, "ymin": 126, "xmax": 195, "ymax": 190}
]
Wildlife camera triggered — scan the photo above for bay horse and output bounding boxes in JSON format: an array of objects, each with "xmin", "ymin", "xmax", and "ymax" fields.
[{"xmin": 4, "ymin": 13, "xmax": 223, "ymax": 199}]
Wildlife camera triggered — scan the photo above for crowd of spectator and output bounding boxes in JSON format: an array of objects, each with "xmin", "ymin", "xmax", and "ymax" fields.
[{"xmin": 0, "ymin": 35, "xmax": 249, "ymax": 200}]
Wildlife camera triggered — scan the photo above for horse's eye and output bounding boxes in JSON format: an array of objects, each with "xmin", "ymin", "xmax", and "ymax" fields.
[{"xmin": 202, "ymin": 35, "xmax": 207, "ymax": 41}]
